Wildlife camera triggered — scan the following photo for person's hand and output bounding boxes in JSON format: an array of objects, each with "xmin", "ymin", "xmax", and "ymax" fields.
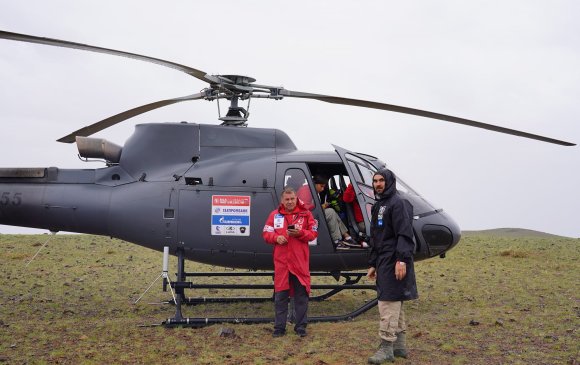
[
  {"xmin": 276, "ymin": 235, "xmax": 288, "ymax": 245},
  {"xmin": 395, "ymin": 261, "xmax": 407, "ymax": 280},
  {"xmin": 366, "ymin": 267, "xmax": 376, "ymax": 280},
  {"xmin": 322, "ymin": 202, "xmax": 329, "ymax": 209},
  {"xmin": 287, "ymin": 228, "xmax": 300, "ymax": 237}
]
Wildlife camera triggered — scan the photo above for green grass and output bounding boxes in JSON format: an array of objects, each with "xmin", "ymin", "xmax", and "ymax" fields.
[{"xmin": 0, "ymin": 233, "xmax": 578, "ymax": 364}]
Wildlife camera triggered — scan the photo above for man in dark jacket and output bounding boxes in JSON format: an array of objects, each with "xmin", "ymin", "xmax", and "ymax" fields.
[{"xmin": 366, "ymin": 168, "xmax": 418, "ymax": 363}]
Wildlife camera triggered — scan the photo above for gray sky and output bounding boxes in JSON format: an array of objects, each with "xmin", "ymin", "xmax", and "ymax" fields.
[{"xmin": 1, "ymin": 0, "xmax": 579, "ymax": 237}]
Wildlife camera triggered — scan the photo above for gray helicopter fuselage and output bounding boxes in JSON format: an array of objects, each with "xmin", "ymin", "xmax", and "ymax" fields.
[{"xmin": 0, "ymin": 122, "xmax": 460, "ymax": 271}]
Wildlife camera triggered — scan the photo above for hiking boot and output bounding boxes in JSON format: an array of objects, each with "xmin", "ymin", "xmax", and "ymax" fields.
[
  {"xmin": 393, "ymin": 332, "xmax": 408, "ymax": 358},
  {"xmin": 295, "ymin": 328, "xmax": 307, "ymax": 337},
  {"xmin": 272, "ymin": 329, "xmax": 286, "ymax": 338},
  {"xmin": 368, "ymin": 339, "xmax": 394, "ymax": 364}
]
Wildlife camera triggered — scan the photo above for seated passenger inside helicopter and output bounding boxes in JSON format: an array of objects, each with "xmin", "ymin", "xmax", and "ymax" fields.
[
  {"xmin": 321, "ymin": 175, "xmax": 369, "ymax": 248},
  {"xmin": 296, "ymin": 175, "xmax": 361, "ymax": 250}
]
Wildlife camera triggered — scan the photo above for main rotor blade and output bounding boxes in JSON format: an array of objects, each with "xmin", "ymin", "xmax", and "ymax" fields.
[
  {"xmin": 0, "ymin": 30, "xmax": 219, "ymax": 85},
  {"xmin": 57, "ymin": 92, "xmax": 206, "ymax": 143},
  {"xmin": 280, "ymin": 90, "xmax": 575, "ymax": 146}
]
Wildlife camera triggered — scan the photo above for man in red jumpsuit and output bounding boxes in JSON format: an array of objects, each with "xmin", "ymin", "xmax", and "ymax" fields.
[{"xmin": 263, "ymin": 187, "xmax": 318, "ymax": 337}]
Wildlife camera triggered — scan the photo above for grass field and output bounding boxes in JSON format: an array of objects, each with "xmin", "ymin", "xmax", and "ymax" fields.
[{"xmin": 0, "ymin": 232, "xmax": 578, "ymax": 364}]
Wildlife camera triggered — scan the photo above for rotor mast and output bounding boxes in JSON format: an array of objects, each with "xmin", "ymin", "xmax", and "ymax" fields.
[{"xmin": 218, "ymin": 95, "xmax": 249, "ymax": 127}]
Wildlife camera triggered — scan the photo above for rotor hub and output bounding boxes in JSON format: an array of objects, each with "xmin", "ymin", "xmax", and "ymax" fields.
[{"xmin": 218, "ymin": 75, "xmax": 256, "ymax": 86}]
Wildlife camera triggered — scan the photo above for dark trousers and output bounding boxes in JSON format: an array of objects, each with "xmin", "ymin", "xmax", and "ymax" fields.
[{"xmin": 274, "ymin": 273, "xmax": 308, "ymax": 332}]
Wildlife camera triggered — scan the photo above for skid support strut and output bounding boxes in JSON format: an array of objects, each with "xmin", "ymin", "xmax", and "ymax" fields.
[
  {"xmin": 162, "ymin": 250, "xmax": 377, "ymax": 327},
  {"xmin": 168, "ymin": 246, "xmax": 185, "ymax": 321}
]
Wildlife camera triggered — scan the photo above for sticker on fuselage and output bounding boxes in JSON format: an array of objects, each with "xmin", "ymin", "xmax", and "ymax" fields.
[{"xmin": 211, "ymin": 195, "xmax": 251, "ymax": 236}]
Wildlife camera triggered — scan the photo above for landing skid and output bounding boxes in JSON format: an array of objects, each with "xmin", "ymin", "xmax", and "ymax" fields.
[{"xmin": 161, "ymin": 247, "xmax": 377, "ymax": 327}]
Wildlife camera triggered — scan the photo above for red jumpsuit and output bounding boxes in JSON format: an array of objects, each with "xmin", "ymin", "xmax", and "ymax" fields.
[
  {"xmin": 262, "ymin": 199, "xmax": 318, "ymax": 294},
  {"xmin": 343, "ymin": 183, "xmax": 364, "ymax": 223}
]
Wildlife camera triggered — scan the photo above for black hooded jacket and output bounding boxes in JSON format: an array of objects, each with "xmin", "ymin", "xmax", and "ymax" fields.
[{"xmin": 369, "ymin": 168, "xmax": 418, "ymax": 301}]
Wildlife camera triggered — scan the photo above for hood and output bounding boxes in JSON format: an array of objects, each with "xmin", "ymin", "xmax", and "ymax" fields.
[{"xmin": 373, "ymin": 168, "xmax": 397, "ymax": 200}]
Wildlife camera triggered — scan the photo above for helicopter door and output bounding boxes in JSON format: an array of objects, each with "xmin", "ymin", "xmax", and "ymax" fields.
[
  {"xmin": 332, "ymin": 145, "xmax": 377, "ymax": 237},
  {"xmin": 275, "ymin": 165, "xmax": 334, "ymax": 250}
]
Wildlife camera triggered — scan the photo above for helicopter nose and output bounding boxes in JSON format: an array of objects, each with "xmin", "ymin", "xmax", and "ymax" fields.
[{"xmin": 414, "ymin": 210, "xmax": 461, "ymax": 258}]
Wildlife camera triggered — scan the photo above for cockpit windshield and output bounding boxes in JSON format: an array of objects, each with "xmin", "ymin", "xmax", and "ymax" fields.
[
  {"xmin": 345, "ymin": 153, "xmax": 421, "ymax": 199},
  {"xmin": 395, "ymin": 177, "xmax": 420, "ymax": 196}
]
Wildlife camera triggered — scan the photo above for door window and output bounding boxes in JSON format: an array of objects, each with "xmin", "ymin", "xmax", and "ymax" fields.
[
  {"xmin": 284, "ymin": 169, "xmax": 315, "ymax": 210},
  {"xmin": 346, "ymin": 154, "xmax": 376, "ymax": 199}
]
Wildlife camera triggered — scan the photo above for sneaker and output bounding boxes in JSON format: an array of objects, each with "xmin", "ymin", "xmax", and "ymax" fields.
[
  {"xmin": 336, "ymin": 242, "xmax": 350, "ymax": 250},
  {"xmin": 272, "ymin": 329, "xmax": 286, "ymax": 337},
  {"xmin": 342, "ymin": 237, "xmax": 359, "ymax": 247}
]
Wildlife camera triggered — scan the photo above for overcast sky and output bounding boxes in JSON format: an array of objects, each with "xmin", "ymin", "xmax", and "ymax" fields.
[{"xmin": 1, "ymin": 1, "xmax": 579, "ymax": 237}]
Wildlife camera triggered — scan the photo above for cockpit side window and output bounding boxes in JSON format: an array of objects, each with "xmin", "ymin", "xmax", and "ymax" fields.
[{"xmin": 346, "ymin": 154, "xmax": 376, "ymax": 199}]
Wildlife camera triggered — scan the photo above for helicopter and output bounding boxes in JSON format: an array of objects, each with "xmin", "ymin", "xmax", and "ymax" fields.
[{"xmin": 0, "ymin": 30, "xmax": 574, "ymax": 326}]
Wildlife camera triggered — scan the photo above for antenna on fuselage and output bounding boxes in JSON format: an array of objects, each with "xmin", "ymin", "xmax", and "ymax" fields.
[
  {"xmin": 24, "ymin": 231, "xmax": 57, "ymax": 267},
  {"xmin": 134, "ymin": 246, "xmax": 176, "ymax": 305}
]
